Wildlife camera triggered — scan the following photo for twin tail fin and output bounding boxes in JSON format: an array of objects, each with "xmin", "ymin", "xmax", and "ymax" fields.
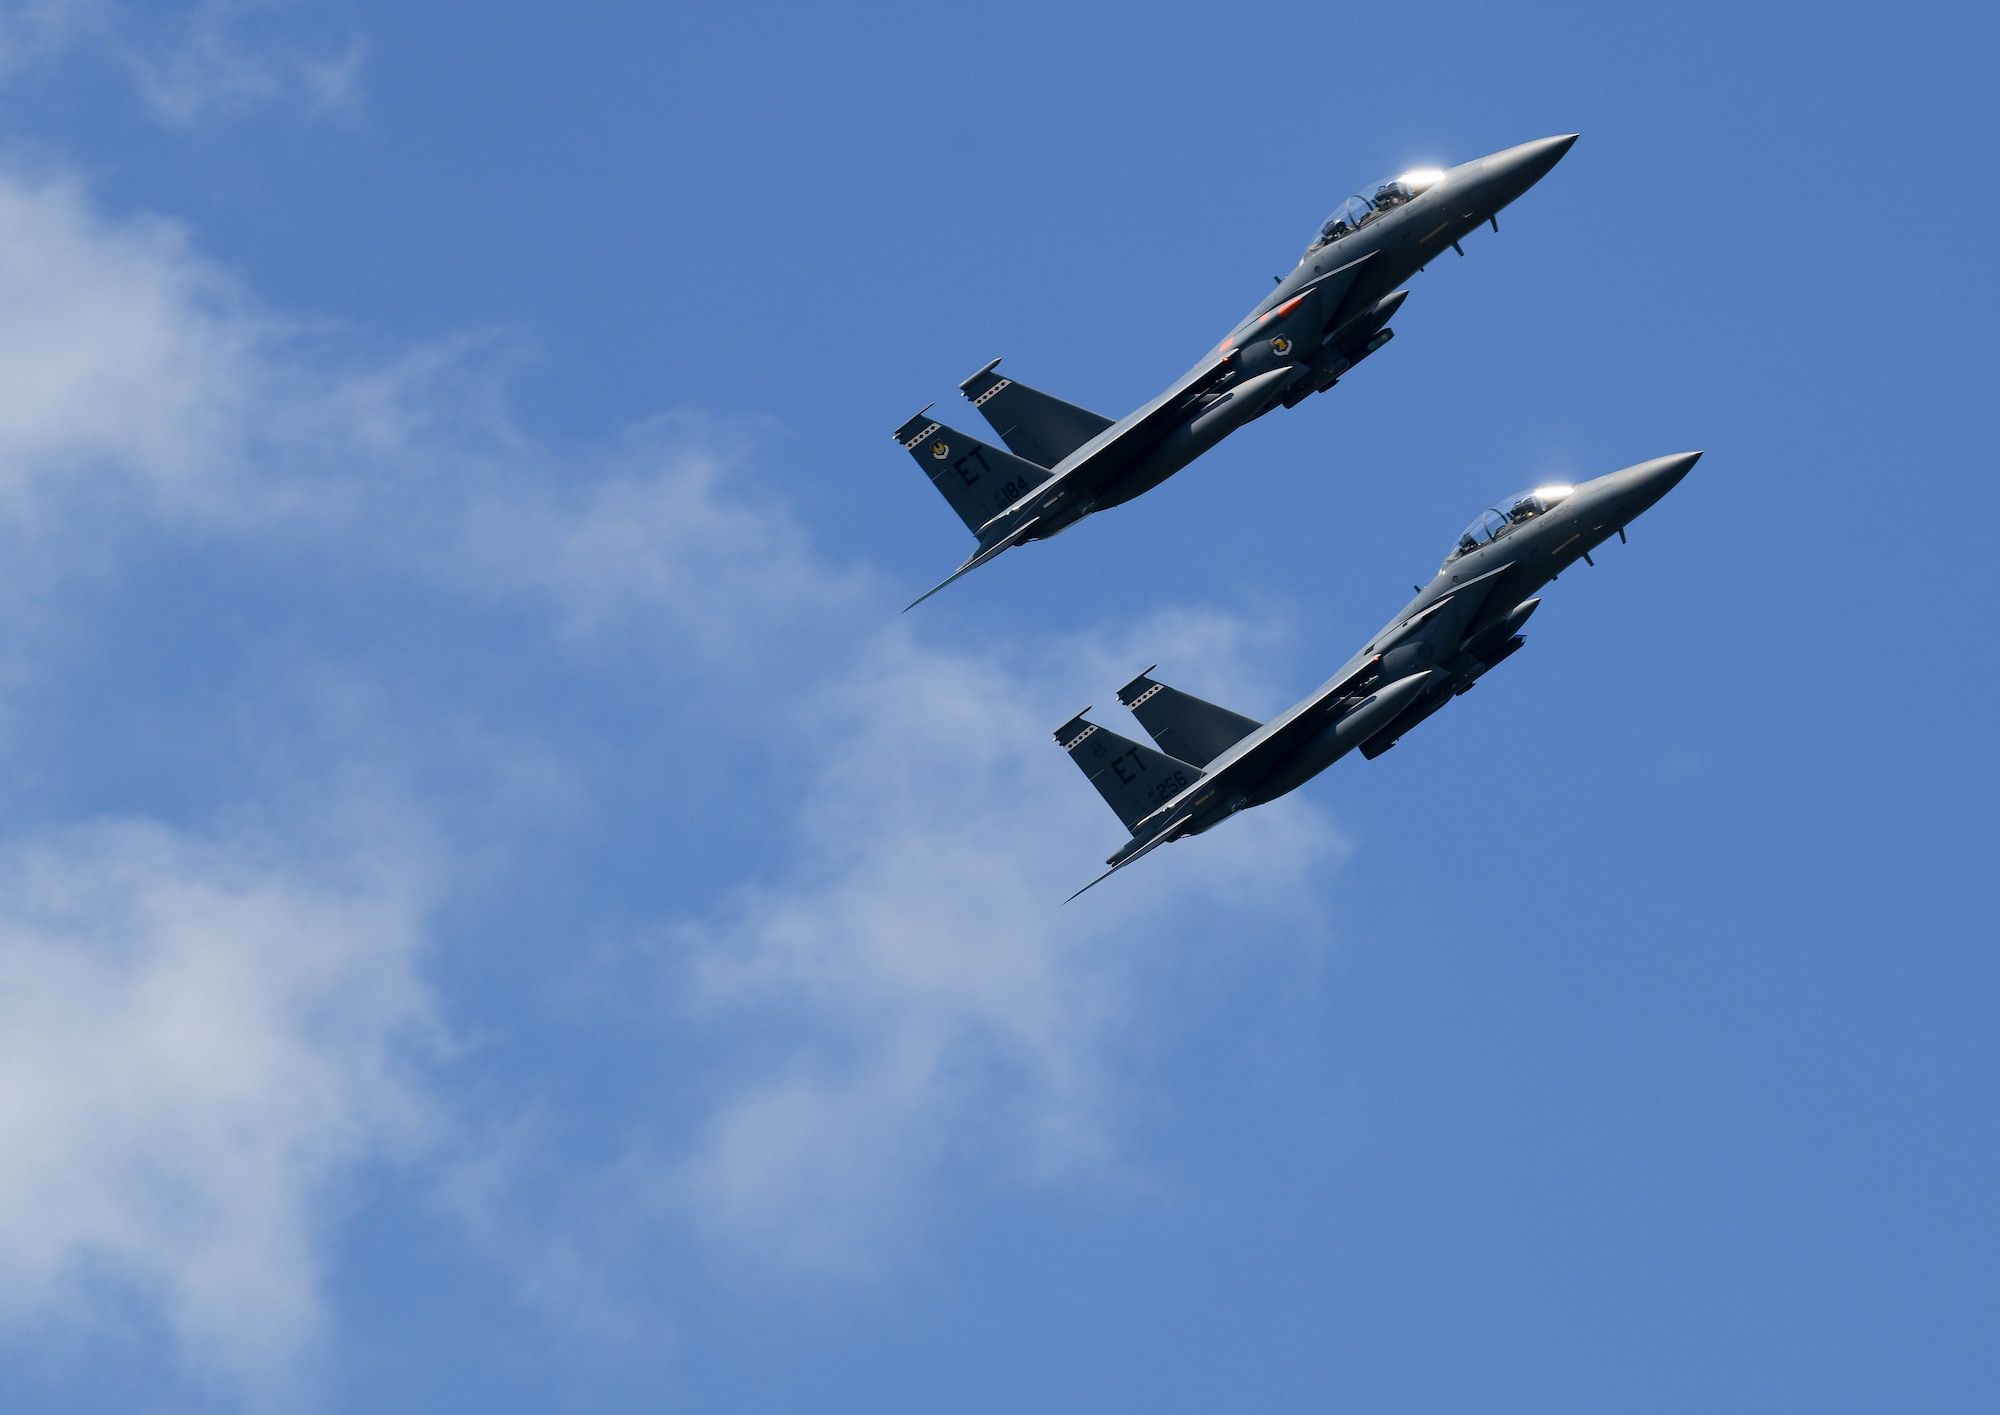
[
  {"xmin": 1054, "ymin": 712, "xmax": 1202, "ymax": 834},
  {"xmin": 958, "ymin": 359, "xmax": 1114, "ymax": 469},
  {"xmin": 1115, "ymin": 671, "xmax": 1262, "ymax": 768},
  {"xmin": 892, "ymin": 409, "xmax": 1052, "ymax": 537}
]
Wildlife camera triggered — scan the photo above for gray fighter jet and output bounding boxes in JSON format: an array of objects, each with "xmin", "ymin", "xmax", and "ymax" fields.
[
  {"xmin": 894, "ymin": 134, "xmax": 1579, "ymax": 608},
  {"xmin": 1054, "ymin": 451, "xmax": 1699, "ymax": 899}
]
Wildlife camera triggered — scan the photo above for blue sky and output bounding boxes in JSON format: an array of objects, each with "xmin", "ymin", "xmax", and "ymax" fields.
[{"xmin": 0, "ymin": 1, "xmax": 1992, "ymax": 1411}]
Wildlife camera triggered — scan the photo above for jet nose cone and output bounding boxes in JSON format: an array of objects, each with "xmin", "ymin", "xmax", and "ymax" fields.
[
  {"xmin": 1648, "ymin": 449, "xmax": 1703, "ymax": 492},
  {"xmin": 1477, "ymin": 133, "xmax": 1579, "ymax": 207},
  {"xmin": 1592, "ymin": 451, "xmax": 1701, "ymax": 522}
]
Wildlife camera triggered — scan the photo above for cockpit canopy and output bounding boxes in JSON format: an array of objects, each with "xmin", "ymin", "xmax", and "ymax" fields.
[
  {"xmin": 1308, "ymin": 168, "xmax": 1445, "ymax": 252},
  {"xmin": 1449, "ymin": 485, "xmax": 1574, "ymax": 560}
]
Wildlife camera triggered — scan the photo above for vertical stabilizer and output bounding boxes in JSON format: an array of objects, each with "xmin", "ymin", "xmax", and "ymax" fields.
[
  {"xmin": 1116, "ymin": 671, "xmax": 1262, "ymax": 768},
  {"xmin": 959, "ymin": 361, "xmax": 1115, "ymax": 469},
  {"xmin": 1054, "ymin": 713, "xmax": 1201, "ymax": 833},
  {"xmin": 892, "ymin": 410, "xmax": 1054, "ymax": 536}
]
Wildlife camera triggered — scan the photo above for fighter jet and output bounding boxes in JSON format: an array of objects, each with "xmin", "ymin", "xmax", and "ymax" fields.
[
  {"xmin": 1054, "ymin": 451, "xmax": 1700, "ymax": 899},
  {"xmin": 893, "ymin": 134, "xmax": 1579, "ymax": 609}
]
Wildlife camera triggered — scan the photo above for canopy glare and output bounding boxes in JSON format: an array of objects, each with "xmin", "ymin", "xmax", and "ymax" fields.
[
  {"xmin": 1450, "ymin": 485, "xmax": 1573, "ymax": 560},
  {"xmin": 1307, "ymin": 168, "xmax": 1446, "ymax": 253}
]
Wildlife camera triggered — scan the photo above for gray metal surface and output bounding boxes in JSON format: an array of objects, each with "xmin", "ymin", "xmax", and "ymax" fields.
[
  {"xmin": 1056, "ymin": 450, "xmax": 1700, "ymax": 899},
  {"xmin": 896, "ymin": 135, "xmax": 1580, "ymax": 608}
]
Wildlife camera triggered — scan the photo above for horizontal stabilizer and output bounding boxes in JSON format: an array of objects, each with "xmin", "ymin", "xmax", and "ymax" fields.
[
  {"xmin": 1116, "ymin": 671, "xmax": 1262, "ymax": 768},
  {"xmin": 1064, "ymin": 820, "xmax": 1188, "ymax": 903},
  {"xmin": 893, "ymin": 411, "xmax": 1054, "ymax": 536},
  {"xmin": 902, "ymin": 518, "xmax": 1041, "ymax": 612},
  {"xmin": 1054, "ymin": 713, "xmax": 1202, "ymax": 834},
  {"xmin": 959, "ymin": 360, "xmax": 1115, "ymax": 469}
]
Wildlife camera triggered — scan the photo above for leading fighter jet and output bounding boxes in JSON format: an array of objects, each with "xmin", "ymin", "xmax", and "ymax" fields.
[
  {"xmin": 1054, "ymin": 451, "xmax": 1700, "ymax": 899},
  {"xmin": 894, "ymin": 134, "xmax": 1579, "ymax": 608}
]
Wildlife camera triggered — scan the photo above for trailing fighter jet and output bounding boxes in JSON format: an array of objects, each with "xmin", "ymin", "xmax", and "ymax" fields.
[
  {"xmin": 893, "ymin": 134, "xmax": 1579, "ymax": 609},
  {"xmin": 1054, "ymin": 451, "xmax": 1699, "ymax": 899}
]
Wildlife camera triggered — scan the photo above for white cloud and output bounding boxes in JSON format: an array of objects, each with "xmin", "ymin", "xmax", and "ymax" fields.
[
  {"xmin": 119, "ymin": 3, "xmax": 364, "ymax": 126},
  {"xmin": 0, "ymin": 1, "xmax": 86, "ymax": 78},
  {"xmin": 0, "ymin": 0, "xmax": 363, "ymax": 126},
  {"xmin": 667, "ymin": 620, "xmax": 1344, "ymax": 1273},
  {"xmin": 0, "ymin": 155, "xmax": 1351, "ymax": 1396},
  {"xmin": 0, "ymin": 819, "xmax": 434, "ymax": 1389},
  {"xmin": 0, "ymin": 170, "xmax": 256, "ymax": 519},
  {"xmin": 0, "ymin": 169, "xmax": 847, "ymax": 644}
]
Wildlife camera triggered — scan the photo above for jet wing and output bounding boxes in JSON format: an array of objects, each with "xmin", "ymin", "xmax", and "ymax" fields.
[
  {"xmin": 1114, "ymin": 653, "xmax": 1388, "ymax": 843},
  {"xmin": 1365, "ymin": 562, "xmax": 1517, "ymax": 654},
  {"xmin": 972, "ymin": 254, "xmax": 1388, "ymax": 549},
  {"xmin": 1116, "ymin": 565, "xmax": 1527, "ymax": 835},
  {"xmin": 980, "ymin": 256, "xmax": 1385, "ymax": 539},
  {"xmin": 974, "ymin": 353, "xmax": 1237, "ymax": 537},
  {"xmin": 1222, "ymin": 250, "xmax": 1379, "ymax": 348},
  {"xmin": 1198, "ymin": 655, "xmax": 1383, "ymax": 781}
]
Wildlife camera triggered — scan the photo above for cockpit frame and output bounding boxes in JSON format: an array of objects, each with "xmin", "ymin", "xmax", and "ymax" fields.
[
  {"xmin": 1307, "ymin": 168, "xmax": 1445, "ymax": 254},
  {"xmin": 1448, "ymin": 485, "xmax": 1574, "ymax": 562}
]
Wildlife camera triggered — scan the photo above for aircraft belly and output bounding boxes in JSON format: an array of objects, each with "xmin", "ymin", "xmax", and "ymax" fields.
[
  {"xmin": 1241, "ymin": 723, "xmax": 1360, "ymax": 806},
  {"xmin": 1039, "ymin": 255, "xmax": 1376, "ymax": 519},
  {"xmin": 1104, "ymin": 365, "xmax": 1300, "ymax": 505},
  {"xmin": 1235, "ymin": 669, "xmax": 1435, "ymax": 806},
  {"xmin": 1091, "ymin": 462, "xmax": 1179, "ymax": 512},
  {"xmin": 1240, "ymin": 738, "xmax": 1334, "ymax": 807},
  {"xmin": 1460, "ymin": 573, "xmax": 1539, "ymax": 640},
  {"xmin": 1338, "ymin": 264, "xmax": 1401, "ymax": 326},
  {"xmin": 1355, "ymin": 686, "xmax": 1454, "ymax": 759}
]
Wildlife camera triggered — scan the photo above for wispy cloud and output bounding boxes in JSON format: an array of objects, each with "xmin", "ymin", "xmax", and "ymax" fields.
[
  {"xmin": 668, "ymin": 621, "xmax": 1342, "ymax": 1274},
  {"xmin": 117, "ymin": 1, "xmax": 363, "ymax": 126},
  {"xmin": 0, "ymin": 0, "xmax": 362, "ymax": 126},
  {"xmin": 0, "ymin": 818, "xmax": 435, "ymax": 1393},
  {"xmin": 0, "ymin": 159, "xmax": 1348, "ymax": 1398}
]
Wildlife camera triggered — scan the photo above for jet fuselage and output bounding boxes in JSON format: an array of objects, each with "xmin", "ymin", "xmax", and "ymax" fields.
[
  {"xmin": 1177, "ymin": 452, "xmax": 1700, "ymax": 839},
  {"xmin": 898, "ymin": 136, "xmax": 1580, "ymax": 608},
  {"xmin": 1076, "ymin": 134, "xmax": 1583, "ymax": 520},
  {"xmin": 1058, "ymin": 452, "xmax": 1700, "ymax": 893}
]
